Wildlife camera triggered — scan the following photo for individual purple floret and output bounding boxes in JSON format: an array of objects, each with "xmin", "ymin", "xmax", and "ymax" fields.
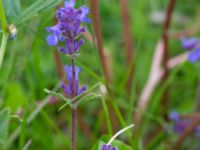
[
  {"xmin": 61, "ymin": 65, "xmax": 87, "ymax": 98},
  {"xmin": 188, "ymin": 47, "xmax": 200, "ymax": 63},
  {"xmin": 46, "ymin": 0, "xmax": 90, "ymax": 55},
  {"xmin": 181, "ymin": 38, "xmax": 199, "ymax": 50},
  {"xmin": 181, "ymin": 37, "xmax": 200, "ymax": 63},
  {"xmin": 101, "ymin": 144, "xmax": 118, "ymax": 150}
]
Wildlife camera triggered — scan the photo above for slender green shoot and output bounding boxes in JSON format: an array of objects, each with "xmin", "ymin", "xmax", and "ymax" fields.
[
  {"xmin": 107, "ymin": 124, "xmax": 134, "ymax": 145},
  {"xmin": 101, "ymin": 98, "xmax": 113, "ymax": 137}
]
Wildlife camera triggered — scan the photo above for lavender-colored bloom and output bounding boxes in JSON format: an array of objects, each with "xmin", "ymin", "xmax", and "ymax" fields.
[
  {"xmin": 181, "ymin": 38, "xmax": 199, "ymax": 50},
  {"xmin": 64, "ymin": 0, "xmax": 75, "ymax": 7},
  {"xmin": 169, "ymin": 112, "xmax": 200, "ymax": 136},
  {"xmin": 196, "ymin": 126, "xmax": 200, "ymax": 133},
  {"xmin": 61, "ymin": 65, "xmax": 87, "ymax": 97},
  {"xmin": 181, "ymin": 37, "xmax": 200, "ymax": 63},
  {"xmin": 169, "ymin": 112, "xmax": 189, "ymax": 134},
  {"xmin": 196, "ymin": 126, "xmax": 200, "ymax": 139},
  {"xmin": 46, "ymin": 0, "xmax": 90, "ymax": 55},
  {"xmin": 169, "ymin": 111, "xmax": 180, "ymax": 122},
  {"xmin": 46, "ymin": 25, "xmax": 61, "ymax": 46},
  {"xmin": 173, "ymin": 120, "xmax": 190, "ymax": 134},
  {"xmin": 101, "ymin": 144, "xmax": 118, "ymax": 150},
  {"xmin": 46, "ymin": 34, "xmax": 58, "ymax": 46},
  {"xmin": 188, "ymin": 47, "xmax": 200, "ymax": 63}
]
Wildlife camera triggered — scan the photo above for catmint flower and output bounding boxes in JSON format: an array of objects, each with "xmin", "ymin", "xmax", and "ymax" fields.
[
  {"xmin": 169, "ymin": 112, "xmax": 200, "ymax": 135},
  {"xmin": 61, "ymin": 65, "xmax": 87, "ymax": 97},
  {"xmin": 181, "ymin": 37, "xmax": 200, "ymax": 63},
  {"xmin": 169, "ymin": 111, "xmax": 180, "ymax": 122},
  {"xmin": 196, "ymin": 126, "xmax": 200, "ymax": 139},
  {"xmin": 188, "ymin": 47, "xmax": 200, "ymax": 63},
  {"xmin": 181, "ymin": 38, "xmax": 199, "ymax": 50},
  {"xmin": 46, "ymin": 0, "xmax": 90, "ymax": 55},
  {"xmin": 101, "ymin": 144, "xmax": 118, "ymax": 150}
]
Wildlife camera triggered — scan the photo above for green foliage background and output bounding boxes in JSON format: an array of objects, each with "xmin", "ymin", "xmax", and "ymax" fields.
[{"xmin": 0, "ymin": 0, "xmax": 200, "ymax": 149}]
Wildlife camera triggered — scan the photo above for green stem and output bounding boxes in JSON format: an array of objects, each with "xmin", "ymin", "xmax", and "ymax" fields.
[
  {"xmin": 0, "ymin": 33, "xmax": 8, "ymax": 68},
  {"xmin": 101, "ymin": 98, "xmax": 113, "ymax": 136},
  {"xmin": 0, "ymin": 0, "xmax": 7, "ymax": 32},
  {"xmin": 0, "ymin": 0, "xmax": 8, "ymax": 68},
  {"xmin": 112, "ymin": 102, "xmax": 126, "ymax": 128}
]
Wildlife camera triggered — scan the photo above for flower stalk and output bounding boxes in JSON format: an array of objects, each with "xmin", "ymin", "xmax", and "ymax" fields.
[
  {"xmin": 71, "ymin": 58, "xmax": 77, "ymax": 150},
  {"xmin": 46, "ymin": 0, "xmax": 90, "ymax": 149}
]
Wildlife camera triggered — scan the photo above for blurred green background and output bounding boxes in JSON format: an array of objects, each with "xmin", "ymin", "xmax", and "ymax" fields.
[{"xmin": 0, "ymin": 0, "xmax": 200, "ymax": 149}]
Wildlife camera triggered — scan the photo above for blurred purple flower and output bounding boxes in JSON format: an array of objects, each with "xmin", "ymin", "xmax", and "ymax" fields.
[
  {"xmin": 46, "ymin": 34, "xmax": 58, "ymax": 46},
  {"xmin": 195, "ymin": 126, "xmax": 200, "ymax": 138},
  {"xmin": 64, "ymin": 0, "xmax": 75, "ymax": 7},
  {"xmin": 101, "ymin": 144, "xmax": 118, "ymax": 150},
  {"xmin": 46, "ymin": 0, "xmax": 90, "ymax": 55},
  {"xmin": 61, "ymin": 65, "xmax": 87, "ymax": 97},
  {"xmin": 169, "ymin": 111, "xmax": 180, "ymax": 122},
  {"xmin": 188, "ymin": 47, "xmax": 200, "ymax": 63},
  {"xmin": 181, "ymin": 37, "xmax": 200, "ymax": 63},
  {"xmin": 181, "ymin": 38, "xmax": 199, "ymax": 50},
  {"xmin": 173, "ymin": 120, "xmax": 190, "ymax": 134},
  {"xmin": 169, "ymin": 112, "xmax": 200, "ymax": 135}
]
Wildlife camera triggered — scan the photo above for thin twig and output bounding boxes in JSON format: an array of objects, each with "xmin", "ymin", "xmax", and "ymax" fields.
[
  {"xmin": 76, "ymin": 110, "xmax": 95, "ymax": 140},
  {"xmin": 134, "ymin": 39, "xmax": 186, "ymax": 129},
  {"xmin": 169, "ymin": 12, "xmax": 200, "ymax": 39},
  {"xmin": 119, "ymin": 0, "xmax": 134, "ymax": 94},
  {"xmin": 119, "ymin": 0, "xmax": 133, "ymax": 64},
  {"xmin": 53, "ymin": 51, "xmax": 64, "ymax": 79},
  {"xmin": 89, "ymin": 0, "xmax": 112, "ymax": 83},
  {"xmin": 180, "ymin": 114, "xmax": 200, "ymax": 120},
  {"xmin": 107, "ymin": 124, "xmax": 134, "ymax": 145},
  {"xmin": 134, "ymin": 40, "xmax": 164, "ymax": 127},
  {"xmin": 161, "ymin": 0, "xmax": 176, "ymax": 120},
  {"xmin": 167, "ymin": 52, "xmax": 188, "ymax": 68}
]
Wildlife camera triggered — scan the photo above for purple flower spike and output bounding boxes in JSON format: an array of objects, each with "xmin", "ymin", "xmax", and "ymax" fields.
[
  {"xmin": 101, "ymin": 144, "xmax": 118, "ymax": 150},
  {"xmin": 46, "ymin": 0, "xmax": 90, "ymax": 55},
  {"xmin": 181, "ymin": 38, "xmax": 199, "ymax": 50},
  {"xmin": 61, "ymin": 65, "xmax": 87, "ymax": 97}
]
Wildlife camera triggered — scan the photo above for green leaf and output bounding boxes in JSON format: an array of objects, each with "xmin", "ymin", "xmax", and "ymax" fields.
[
  {"xmin": 0, "ymin": 0, "xmax": 7, "ymax": 32},
  {"xmin": 44, "ymin": 88, "xmax": 70, "ymax": 102},
  {"xmin": 58, "ymin": 83, "xmax": 100, "ymax": 111},
  {"xmin": 3, "ymin": 0, "xmax": 21, "ymax": 22},
  {"xmin": 91, "ymin": 135, "xmax": 133, "ymax": 150},
  {"xmin": 0, "ymin": 108, "xmax": 11, "ymax": 149},
  {"xmin": 15, "ymin": 0, "xmax": 64, "ymax": 25}
]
